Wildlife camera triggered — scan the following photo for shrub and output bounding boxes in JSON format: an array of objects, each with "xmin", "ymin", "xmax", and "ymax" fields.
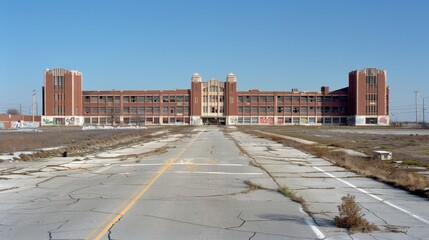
[{"xmin": 334, "ymin": 194, "xmax": 379, "ymax": 233}]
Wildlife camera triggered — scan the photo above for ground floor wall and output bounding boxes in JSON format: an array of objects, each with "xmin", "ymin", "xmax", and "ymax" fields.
[
  {"xmin": 0, "ymin": 115, "xmax": 41, "ymax": 129},
  {"xmin": 40, "ymin": 114, "xmax": 390, "ymax": 126}
]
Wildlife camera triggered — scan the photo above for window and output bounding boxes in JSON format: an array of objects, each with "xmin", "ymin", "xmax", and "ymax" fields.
[
  {"xmin": 285, "ymin": 107, "xmax": 291, "ymax": 113},
  {"xmin": 84, "ymin": 107, "xmax": 90, "ymax": 114},
  {"xmin": 139, "ymin": 107, "xmax": 145, "ymax": 114},
  {"xmin": 277, "ymin": 107, "xmax": 283, "ymax": 113},
  {"xmin": 123, "ymin": 107, "xmax": 130, "ymax": 113},
  {"xmin": 99, "ymin": 107, "xmax": 106, "ymax": 114},
  {"xmin": 324, "ymin": 106, "xmax": 330, "ymax": 113},
  {"xmin": 238, "ymin": 96, "xmax": 244, "ymax": 102},
  {"xmin": 123, "ymin": 96, "xmax": 129, "ymax": 103},
  {"xmin": 170, "ymin": 96, "xmax": 175, "ymax": 102},
  {"xmin": 244, "ymin": 106, "xmax": 250, "ymax": 113},
  {"xmin": 293, "ymin": 107, "xmax": 299, "ymax": 113},
  {"xmin": 107, "ymin": 96, "xmax": 114, "ymax": 103},
  {"xmin": 131, "ymin": 96, "xmax": 137, "ymax": 103},
  {"xmin": 146, "ymin": 96, "xmax": 153, "ymax": 103},
  {"xmin": 154, "ymin": 107, "xmax": 160, "ymax": 114},
  {"xmin": 260, "ymin": 106, "xmax": 266, "ymax": 113},
  {"xmin": 267, "ymin": 96, "xmax": 274, "ymax": 102},
  {"xmin": 146, "ymin": 107, "xmax": 153, "ymax": 114},
  {"xmin": 131, "ymin": 107, "xmax": 137, "ymax": 114},
  {"xmin": 324, "ymin": 96, "xmax": 332, "ymax": 102},
  {"xmin": 170, "ymin": 106, "xmax": 175, "ymax": 113},
  {"xmin": 260, "ymin": 96, "xmax": 267, "ymax": 102},
  {"xmin": 267, "ymin": 106, "xmax": 274, "ymax": 113},
  {"xmin": 301, "ymin": 107, "xmax": 308, "ymax": 113},
  {"xmin": 177, "ymin": 107, "xmax": 184, "ymax": 114},
  {"xmin": 177, "ymin": 96, "xmax": 184, "ymax": 102},
  {"xmin": 292, "ymin": 96, "xmax": 300, "ymax": 102},
  {"xmin": 163, "ymin": 96, "xmax": 169, "ymax": 102},
  {"xmin": 99, "ymin": 96, "xmax": 106, "ymax": 103},
  {"xmin": 300, "ymin": 96, "xmax": 308, "ymax": 102},
  {"xmin": 84, "ymin": 96, "xmax": 90, "ymax": 102},
  {"xmin": 251, "ymin": 96, "xmax": 258, "ymax": 102},
  {"xmin": 154, "ymin": 96, "xmax": 160, "ymax": 102},
  {"xmin": 251, "ymin": 106, "xmax": 258, "ymax": 114},
  {"xmin": 91, "ymin": 107, "xmax": 98, "ymax": 113},
  {"xmin": 114, "ymin": 96, "xmax": 120, "ymax": 103},
  {"xmin": 162, "ymin": 106, "xmax": 168, "ymax": 114},
  {"xmin": 238, "ymin": 106, "xmax": 243, "ymax": 113},
  {"xmin": 277, "ymin": 96, "xmax": 283, "ymax": 102},
  {"xmin": 285, "ymin": 96, "xmax": 292, "ymax": 102},
  {"xmin": 185, "ymin": 96, "xmax": 189, "ymax": 102},
  {"xmin": 138, "ymin": 96, "xmax": 145, "ymax": 102}
]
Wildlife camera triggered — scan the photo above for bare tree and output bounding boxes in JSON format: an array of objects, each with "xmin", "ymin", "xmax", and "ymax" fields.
[{"xmin": 7, "ymin": 108, "xmax": 20, "ymax": 115}]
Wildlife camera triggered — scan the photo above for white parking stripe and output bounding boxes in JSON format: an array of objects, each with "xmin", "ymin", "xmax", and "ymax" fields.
[
  {"xmin": 299, "ymin": 207, "xmax": 325, "ymax": 239},
  {"xmin": 313, "ymin": 166, "xmax": 429, "ymax": 225},
  {"xmin": 120, "ymin": 163, "xmax": 245, "ymax": 167},
  {"xmin": 167, "ymin": 171, "xmax": 263, "ymax": 175}
]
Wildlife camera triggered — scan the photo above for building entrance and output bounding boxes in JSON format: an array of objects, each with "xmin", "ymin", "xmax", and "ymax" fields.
[{"xmin": 202, "ymin": 117, "xmax": 226, "ymax": 125}]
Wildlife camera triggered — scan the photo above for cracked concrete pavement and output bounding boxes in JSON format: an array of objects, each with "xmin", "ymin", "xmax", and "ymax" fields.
[
  {"xmin": 228, "ymin": 129, "xmax": 429, "ymax": 240},
  {"xmin": 1, "ymin": 126, "xmax": 427, "ymax": 239},
  {"xmin": 1, "ymin": 127, "xmax": 321, "ymax": 240}
]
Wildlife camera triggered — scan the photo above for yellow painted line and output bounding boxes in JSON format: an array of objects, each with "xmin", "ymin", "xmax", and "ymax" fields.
[{"xmin": 85, "ymin": 130, "xmax": 203, "ymax": 240}]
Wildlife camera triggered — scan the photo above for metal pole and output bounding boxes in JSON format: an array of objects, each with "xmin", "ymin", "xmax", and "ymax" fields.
[
  {"xmin": 32, "ymin": 90, "xmax": 36, "ymax": 123},
  {"xmin": 424, "ymin": 97, "xmax": 426, "ymax": 123},
  {"xmin": 413, "ymin": 91, "xmax": 418, "ymax": 125}
]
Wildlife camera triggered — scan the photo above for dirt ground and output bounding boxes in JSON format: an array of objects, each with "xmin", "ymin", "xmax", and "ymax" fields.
[
  {"xmin": 0, "ymin": 126, "xmax": 192, "ymax": 158},
  {"xmin": 237, "ymin": 125, "xmax": 429, "ymax": 166}
]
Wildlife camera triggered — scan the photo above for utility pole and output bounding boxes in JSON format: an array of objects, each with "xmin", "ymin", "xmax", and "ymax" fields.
[
  {"xmin": 32, "ymin": 90, "xmax": 36, "ymax": 123},
  {"xmin": 413, "ymin": 91, "xmax": 419, "ymax": 126}
]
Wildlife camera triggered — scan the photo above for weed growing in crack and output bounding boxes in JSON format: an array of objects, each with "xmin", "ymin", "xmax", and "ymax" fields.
[
  {"xmin": 278, "ymin": 186, "xmax": 310, "ymax": 213},
  {"xmin": 334, "ymin": 194, "xmax": 379, "ymax": 233}
]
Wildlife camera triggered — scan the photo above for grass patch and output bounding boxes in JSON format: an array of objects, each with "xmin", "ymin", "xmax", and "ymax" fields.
[
  {"xmin": 278, "ymin": 186, "xmax": 310, "ymax": 213},
  {"xmin": 335, "ymin": 194, "xmax": 379, "ymax": 233},
  {"xmin": 402, "ymin": 160, "xmax": 429, "ymax": 169}
]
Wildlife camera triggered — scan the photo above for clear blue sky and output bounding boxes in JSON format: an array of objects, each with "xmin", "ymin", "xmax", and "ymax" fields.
[{"xmin": 1, "ymin": 0, "xmax": 428, "ymax": 121}]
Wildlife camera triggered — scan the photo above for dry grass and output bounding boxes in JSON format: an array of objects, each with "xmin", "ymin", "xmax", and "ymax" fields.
[
  {"xmin": 3, "ymin": 126, "xmax": 193, "ymax": 161},
  {"xmin": 278, "ymin": 185, "xmax": 310, "ymax": 214},
  {"xmin": 240, "ymin": 127, "xmax": 429, "ymax": 197},
  {"xmin": 335, "ymin": 194, "xmax": 379, "ymax": 233}
]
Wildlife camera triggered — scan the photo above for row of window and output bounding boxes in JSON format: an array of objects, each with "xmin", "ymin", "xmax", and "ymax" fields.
[
  {"xmin": 203, "ymin": 95, "xmax": 225, "ymax": 102},
  {"xmin": 53, "ymin": 76, "xmax": 64, "ymax": 90},
  {"xmin": 238, "ymin": 95, "xmax": 348, "ymax": 103},
  {"xmin": 238, "ymin": 106, "xmax": 347, "ymax": 114},
  {"xmin": 84, "ymin": 116, "xmax": 190, "ymax": 125},
  {"xmin": 83, "ymin": 95, "xmax": 190, "ymax": 103},
  {"xmin": 203, "ymin": 86, "xmax": 225, "ymax": 92},
  {"xmin": 236, "ymin": 117, "xmax": 348, "ymax": 124},
  {"xmin": 203, "ymin": 106, "xmax": 224, "ymax": 114},
  {"xmin": 84, "ymin": 106, "xmax": 189, "ymax": 114}
]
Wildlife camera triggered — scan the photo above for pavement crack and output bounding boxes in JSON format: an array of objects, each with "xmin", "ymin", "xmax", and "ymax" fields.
[
  {"xmin": 226, "ymin": 211, "xmax": 246, "ymax": 229},
  {"xmin": 47, "ymin": 219, "xmax": 69, "ymax": 240},
  {"xmin": 67, "ymin": 194, "xmax": 80, "ymax": 206}
]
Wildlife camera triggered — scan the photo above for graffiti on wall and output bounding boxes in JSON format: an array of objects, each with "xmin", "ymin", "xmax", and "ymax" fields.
[
  {"xmin": 191, "ymin": 116, "xmax": 203, "ymax": 125},
  {"xmin": 260, "ymin": 117, "xmax": 274, "ymax": 125},
  {"xmin": 228, "ymin": 116, "xmax": 237, "ymax": 125},
  {"xmin": 355, "ymin": 116, "xmax": 365, "ymax": 125},
  {"xmin": 378, "ymin": 116, "xmax": 389, "ymax": 125},
  {"xmin": 0, "ymin": 122, "xmax": 4, "ymax": 129},
  {"xmin": 11, "ymin": 121, "xmax": 40, "ymax": 129},
  {"xmin": 42, "ymin": 116, "xmax": 54, "ymax": 126},
  {"xmin": 65, "ymin": 116, "xmax": 83, "ymax": 126}
]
